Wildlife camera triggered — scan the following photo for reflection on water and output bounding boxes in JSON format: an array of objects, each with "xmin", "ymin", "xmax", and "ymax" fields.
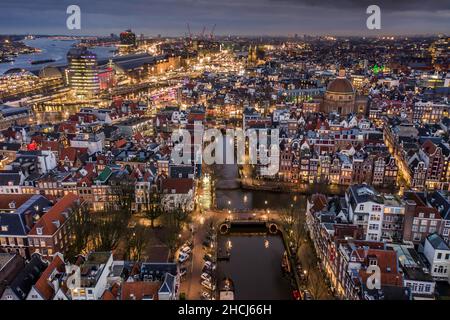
[
  {"xmin": 217, "ymin": 234, "xmax": 292, "ymax": 300},
  {"xmin": 216, "ymin": 189, "xmax": 307, "ymax": 211},
  {"xmin": 0, "ymin": 38, "xmax": 115, "ymax": 74}
]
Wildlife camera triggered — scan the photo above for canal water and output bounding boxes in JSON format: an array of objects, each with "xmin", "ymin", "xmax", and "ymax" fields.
[
  {"xmin": 217, "ymin": 233, "xmax": 293, "ymax": 300},
  {"xmin": 213, "ymin": 162, "xmax": 312, "ymax": 212},
  {"xmin": 0, "ymin": 38, "xmax": 115, "ymax": 74},
  {"xmin": 212, "ymin": 161, "xmax": 305, "ymax": 299}
]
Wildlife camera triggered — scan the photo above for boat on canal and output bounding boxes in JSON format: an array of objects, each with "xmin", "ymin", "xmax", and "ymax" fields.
[{"xmin": 219, "ymin": 277, "xmax": 235, "ymax": 300}]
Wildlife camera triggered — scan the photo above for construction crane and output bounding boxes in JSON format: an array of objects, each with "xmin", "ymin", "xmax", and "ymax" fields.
[
  {"xmin": 186, "ymin": 23, "xmax": 192, "ymax": 41},
  {"xmin": 210, "ymin": 24, "xmax": 216, "ymax": 40},
  {"xmin": 200, "ymin": 26, "xmax": 207, "ymax": 39}
]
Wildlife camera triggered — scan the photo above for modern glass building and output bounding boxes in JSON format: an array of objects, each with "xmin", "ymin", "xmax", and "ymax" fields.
[{"xmin": 66, "ymin": 47, "xmax": 99, "ymax": 99}]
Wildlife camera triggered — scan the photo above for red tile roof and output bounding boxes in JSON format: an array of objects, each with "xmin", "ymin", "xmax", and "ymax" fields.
[
  {"xmin": 33, "ymin": 254, "xmax": 65, "ymax": 300},
  {"xmin": 114, "ymin": 139, "xmax": 127, "ymax": 149},
  {"xmin": 358, "ymin": 249, "xmax": 403, "ymax": 287},
  {"xmin": 102, "ymin": 283, "xmax": 120, "ymax": 300},
  {"xmin": 120, "ymin": 281, "xmax": 160, "ymax": 300},
  {"xmin": 60, "ymin": 147, "xmax": 88, "ymax": 163},
  {"xmin": 28, "ymin": 193, "xmax": 79, "ymax": 236},
  {"xmin": 0, "ymin": 194, "xmax": 34, "ymax": 211},
  {"xmin": 41, "ymin": 140, "xmax": 61, "ymax": 152},
  {"xmin": 422, "ymin": 139, "xmax": 437, "ymax": 155},
  {"xmin": 161, "ymin": 178, "xmax": 194, "ymax": 194}
]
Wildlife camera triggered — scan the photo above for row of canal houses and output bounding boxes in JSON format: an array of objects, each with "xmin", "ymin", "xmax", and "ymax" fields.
[{"xmin": 306, "ymin": 184, "xmax": 450, "ymax": 300}]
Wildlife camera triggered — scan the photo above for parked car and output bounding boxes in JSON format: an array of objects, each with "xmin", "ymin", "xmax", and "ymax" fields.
[
  {"xmin": 200, "ymin": 292, "xmax": 210, "ymax": 300},
  {"xmin": 178, "ymin": 253, "xmax": 189, "ymax": 263},
  {"xmin": 183, "ymin": 240, "xmax": 193, "ymax": 248},
  {"xmin": 201, "ymin": 291, "xmax": 212, "ymax": 300},
  {"xmin": 302, "ymin": 290, "xmax": 313, "ymax": 300},
  {"xmin": 292, "ymin": 290, "xmax": 301, "ymax": 300},
  {"xmin": 201, "ymin": 291, "xmax": 215, "ymax": 300},
  {"xmin": 204, "ymin": 261, "xmax": 216, "ymax": 270},
  {"xmin": 202, "ymin": 266, "xmax": 214, "ymax": 275},
  {"xmin": 181, "ymin": 246, "xmax": 192, "ymax": 255},
  {"xmin": 201, "ymin": 280, "xmax": 216, "ymax": 291},
  {"xmin": 201, "ymin": 272, "xmax": 212, "ymax": 282},
  {"xmin": 203, "ymin": 253, "xmax": 213, "ymax": 262}
]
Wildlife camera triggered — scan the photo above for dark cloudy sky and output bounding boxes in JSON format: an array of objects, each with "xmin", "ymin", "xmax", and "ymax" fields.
[{"xmin": 0, "ymin": 0, "xmax": 449, "ymax": 36}]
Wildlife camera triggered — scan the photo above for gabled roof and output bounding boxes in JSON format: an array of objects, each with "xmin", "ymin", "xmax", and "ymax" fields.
[
  {"xmin": 140, "ymin": 262, "xmax": 177, "ymax": 281},
  {"xmin": 158, "ymin": 273, "xmax": 175, "ymax": 294},
  {"xmin": 426, "ymin": 233, "xmax": 450, "ymax": 251},
  {"xmin": 59, "ymin": 147, "xmax": 88, "ymax": 163},
  {"xmin": 120, "ymin": 281, "xmax": 160, "ymax": 300},
  {"xmin": 94, "ymin": 166, "xmax": 113, "ymax": 184},
  {"xmin": 8, "ymin": 254, "xmax": 48, "ymax": 300},
  {"xmin": 161, "ymin": 178, "xmax": 194, "ymax": 194},
  {"xmin": 32, "ymin": 254, "xmax": 65, "ymax": 300},
  {"xmin": 0, "ymin": 195, "xmax": 51, "ymax": 237},
  {"xmin": 0, "ymin": 194, "xmax": 34, "ymax": 211},
  {"xmin": 28, "ymin": 194, "xmax": 79, "ymax": 236}
]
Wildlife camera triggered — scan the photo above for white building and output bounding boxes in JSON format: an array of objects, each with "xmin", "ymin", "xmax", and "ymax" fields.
[
  {"xmin": 70, "ymin": 132, "xmax": 105, "ymax": 154},
  {"xmin": 70, "ymin": 252, "xmax": 113, "ymax": 300},
  {"xmin": 346, "ymin": 184, "xmax": 404, "ymax": 242},
  {"xmin": 422, "ymin": 233, "xmax": 450, "ymax": 283}
]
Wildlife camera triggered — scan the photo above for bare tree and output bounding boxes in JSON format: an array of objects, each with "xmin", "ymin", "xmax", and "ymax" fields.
[
  {"xmin": 91, "ymin": 207, "xmax": 129, "ymax": 252},
  {"xmin": 143, "ymin": 192, "xmax": 164, "ymax": 228},
  {"xmin": 109, "ymin": 173, "xmax": 136, "ymax": 216},
  {"xmin": 173, "ymin": 205, "xmax": 190, "ymax": 229},
  {"xmin": 158, "ymin": 210, "xmax": 181, "ymax": 255},
  {"xmin": 279, "ymin": 207, "xmax": 306, "ymax": 255},
  {"xmin": 298, "ymin": 242, "xmax": 317, "ymax": 273},
  {"xmin": 308, "ymin": 269, "xmax": 329, "ymax": 300},
  {"xmin": 65, "ymin": 202, "xmax": 92, "ymax": 262},
  {"xmin": 126, "ymin": 224, "xmax": 148, "ymax": 261}
]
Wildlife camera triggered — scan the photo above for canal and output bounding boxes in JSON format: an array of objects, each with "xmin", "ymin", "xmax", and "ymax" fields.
[
  {"xmin": 209, "ymin": 161, "xmax": 309, "ymax": 300},
  {"xmin": 196, "ymin": 125, "xmax": 338, "ymax": 300},
  {"xmin": 216, "ymin": 232, "xmax": 293, "ymax": 300}
]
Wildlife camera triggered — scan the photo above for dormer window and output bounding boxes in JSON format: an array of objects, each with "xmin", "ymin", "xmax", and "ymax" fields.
[
  {"xmin": 1, "ymin": 225, "xmax": 8, "ymax": 232},
  {"xmin": 36, "ymin": 227, "xmax": 43, "ymax": 235},
  {"xmin": 9, "ymin": 201, "xmax": 15, "ymax": 209}
]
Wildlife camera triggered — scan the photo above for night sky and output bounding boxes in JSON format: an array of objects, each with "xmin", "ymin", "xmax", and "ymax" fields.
[{"xmin": 0, "ymin": 0, "xmax": 449, "ymax": 36}]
